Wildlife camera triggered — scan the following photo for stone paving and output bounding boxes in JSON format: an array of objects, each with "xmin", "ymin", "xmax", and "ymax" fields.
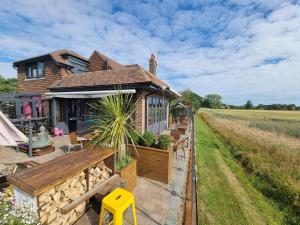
[
  {"xmin": 125, "ymin": 146, "xmax": 189, "ymax": 225},
  {"xmin": 1, "ymin": 131, "xmax": 191, "ymax": 225},
  {"xmin": 76, "ymin": 143, "xmax": 190, "ymax": 225},
  {"xmin": 0, "ymin": 135, "xmax": 73, "ymax": 164}
]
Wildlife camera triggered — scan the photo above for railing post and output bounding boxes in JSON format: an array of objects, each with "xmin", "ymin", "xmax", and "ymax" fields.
[
  {"xmin": 28, "ymin": 120, "xmax": 33, "ymax": 158},
  {"xmin": 51, "ymin": 98, "xmax": 57, "ymax": 128}
]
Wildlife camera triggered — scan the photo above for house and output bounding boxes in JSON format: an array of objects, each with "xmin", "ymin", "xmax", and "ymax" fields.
[{"xmin": 13, "ymin": 50, "xmax": 179, "ymax": 134}]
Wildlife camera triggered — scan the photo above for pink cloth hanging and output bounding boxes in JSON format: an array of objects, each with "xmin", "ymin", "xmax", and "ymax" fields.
[{"xmin": 23, "ymin": 102, "xmax": 32, "ymax": 119}]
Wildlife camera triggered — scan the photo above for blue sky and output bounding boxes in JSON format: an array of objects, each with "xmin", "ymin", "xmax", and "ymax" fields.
[{"xmin": 0, "ymin": 0, "xmax": 300, "ymax": 105}]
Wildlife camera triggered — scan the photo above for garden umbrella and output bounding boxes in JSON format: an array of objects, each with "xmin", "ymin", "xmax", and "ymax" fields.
[{"xmin": 0, "ymin": 110, "xmax": 28, "ymax": 146}]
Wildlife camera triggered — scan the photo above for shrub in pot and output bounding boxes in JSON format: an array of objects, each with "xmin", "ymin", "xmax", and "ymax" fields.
[
  {"xmin": 158, "ymin": 135, "xmax": 171, "ymax": 150},
  {"xmin": 129, "ymin": 130, "xmax": 142, "ymax": 145},
  {"xmin": 90, "ymin": 91, "xmax": 141, "ymax": 191},
  {"xmin": 141, "ymin": 131, "xmax": 156, "ymax": 147}
]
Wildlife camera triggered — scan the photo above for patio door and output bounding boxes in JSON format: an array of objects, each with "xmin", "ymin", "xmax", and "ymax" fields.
[
  {"xmin": 68, "ymin": 100, "xmax": 78, "ymax": 132},
  {"xmin": 147, "ymin": 96, "xmax": 168, "ymax": 134}
]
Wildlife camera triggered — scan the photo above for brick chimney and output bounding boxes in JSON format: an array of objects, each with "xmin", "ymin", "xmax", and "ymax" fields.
[{"xmin": 149, "ymin": 53, "xmax": 157, "ymax": 75}]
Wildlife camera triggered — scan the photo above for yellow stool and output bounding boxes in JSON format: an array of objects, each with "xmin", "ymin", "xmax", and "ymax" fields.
[{"xmin": 99, "ymin": 188, "xmax": 137, "ymax": 225}]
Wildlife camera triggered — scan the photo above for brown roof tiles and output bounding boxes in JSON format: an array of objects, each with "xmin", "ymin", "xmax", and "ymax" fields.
[
  {"xmin": 49, "ymin": 64, "xmax": 168, "ymax": 89},
  {"xmin": 13, "ymin": 49, "xmax": 88, "ymax": 66},
  {"xmin": 91, "ymin": 50, "xmax": 124, "ymax": 70}
]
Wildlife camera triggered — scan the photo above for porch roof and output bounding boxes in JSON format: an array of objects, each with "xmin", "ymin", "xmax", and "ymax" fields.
[{"xmin": 45, "ymin": 89, "xmax": 136, "ymax": 98}]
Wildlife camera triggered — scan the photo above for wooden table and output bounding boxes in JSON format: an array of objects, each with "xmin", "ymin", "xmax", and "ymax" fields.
[{"xmin": 7, "ymin": 148, "xmax": 115, "ymax": 196}]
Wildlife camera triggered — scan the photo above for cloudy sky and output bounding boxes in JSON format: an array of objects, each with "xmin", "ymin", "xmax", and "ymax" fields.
[{"xmin": 0, "ymin": 0, "xmax": 300, "ymax": 105}]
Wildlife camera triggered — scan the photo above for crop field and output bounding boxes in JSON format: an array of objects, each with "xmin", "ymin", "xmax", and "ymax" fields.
[{"xmin": 196, "ymin": 109, "xmax": 300, "ymax": 225}]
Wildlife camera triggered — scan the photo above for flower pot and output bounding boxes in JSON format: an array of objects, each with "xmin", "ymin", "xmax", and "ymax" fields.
[{"xmin": 116, "ymin": 159, "xmax": 137, "ymax": 192}]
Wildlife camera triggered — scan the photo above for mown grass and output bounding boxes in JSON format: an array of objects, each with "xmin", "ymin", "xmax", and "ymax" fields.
[
  {"xmin": 199, "ymin": 110, "xmax": 300, "ymax": 224},
  {"xmin": 195, "ymin": 115, "xmax": 283, "ymax": 225}
]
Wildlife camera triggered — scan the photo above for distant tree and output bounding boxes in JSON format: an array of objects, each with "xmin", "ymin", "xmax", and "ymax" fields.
[
  {"xmin": 287, "ymin": 104, "xmax": 296, "ymax": 111},
  {"xmin": 0, "ymin": 75, "xmax": 17, "ymax": 93},
  {"xmin": 244, "ymin": 100, "xmax": 254, "ymax": 109},
  {"xmin": 180, "ymin": 89, "xmax": 203, "ymax": 112},
  {"xmin": 203, "ymin": 94, "xmax": 222, "ymax": 108}
]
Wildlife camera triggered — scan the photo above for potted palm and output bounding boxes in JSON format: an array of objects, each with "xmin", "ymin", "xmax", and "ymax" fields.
[{"xmin": 89, "ymin": 91, "xmax": 140, "ymax": 191}]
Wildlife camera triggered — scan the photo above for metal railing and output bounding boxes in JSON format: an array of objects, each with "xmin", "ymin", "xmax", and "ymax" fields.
[{"xmin": 191, "ymin": 115, "xmax": 199, "ymax": 225}]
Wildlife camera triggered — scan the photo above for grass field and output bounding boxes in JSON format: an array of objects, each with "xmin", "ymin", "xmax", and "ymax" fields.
[{"xmin": 196, "ymin": 109, "xmax": 300, "ymax": 225}]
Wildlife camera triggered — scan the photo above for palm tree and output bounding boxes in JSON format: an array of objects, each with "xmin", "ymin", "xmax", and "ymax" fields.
[{"xmin": 89, "ymin": 91, "xmax": 140, "ymax": 169}]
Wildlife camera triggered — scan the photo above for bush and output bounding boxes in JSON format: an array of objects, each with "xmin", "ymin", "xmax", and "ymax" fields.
[
  {"xmin": 128, "ymin": 130, "xmax": 141, "ymax": 145},
  {"xmin": 116, "ymin": 154, "xmax": 132, "ymax": 170},
  {"xmin": 141, "ymin": 131, "xmax": 156, "ymax": 147},
  {"xmin": 0, "ymin": 189, "xmax": 40, "ymax": 225},
  {"xmin": 158, "ymin": 135, "xmax": 171, "ymax": 150}
]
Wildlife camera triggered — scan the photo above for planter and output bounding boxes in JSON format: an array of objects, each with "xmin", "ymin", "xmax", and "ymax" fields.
[
  {"xmin": 129, "ymin": 145, "xmax": 173, "ymax": 184},
  {"xmin": 116, "ymin": 159, "xmax": 137, "ymax": 192}
]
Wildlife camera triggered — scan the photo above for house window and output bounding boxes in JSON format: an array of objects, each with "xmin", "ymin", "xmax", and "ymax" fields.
[
  {"xmin": 26, "ymin": 62, "xmax": 45, "ymax": 79},
  {"xmin": 67, "ymin": 56, "xmax": 88, "ymax": 73}
]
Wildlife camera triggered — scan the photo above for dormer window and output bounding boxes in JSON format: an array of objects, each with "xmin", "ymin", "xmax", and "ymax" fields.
[
  {"xmin": 67, "ymin": 56, "xmax": 88, "ymax": 73},
  {"xmin": 25, "ymin": 62, "xmax": 45, "ymax": 79}
]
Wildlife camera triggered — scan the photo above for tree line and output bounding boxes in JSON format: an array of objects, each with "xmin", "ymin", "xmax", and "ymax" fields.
[
  {"xmin": 179, "ymin": 90, "xmax": 300, "ymax": 111},
  {"xmin": 0, "ymin": 75, "xmax": 17, "ymax": 93}
]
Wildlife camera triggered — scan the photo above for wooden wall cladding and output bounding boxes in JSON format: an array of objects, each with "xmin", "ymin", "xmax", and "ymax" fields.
[
  {"xmin": 129, "ymin": 145, "xmax": 173, "ymax": 184},
  {"xmin": 117, "ymin": 160, "xmax": 137, "ymax": 192}
]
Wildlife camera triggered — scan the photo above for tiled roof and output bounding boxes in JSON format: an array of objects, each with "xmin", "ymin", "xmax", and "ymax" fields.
[
  {"xmin": 92, "ymin": 50, "xmax": 124, "ymax": 70},
  {"xmin": 13, "ymin": 49, "xmax": 88, "ymax": 66},
  {"xmin": 50, "ymin": 49, "xmax": 89, "ymax": 65},
  {"xmin": 49, "ymin": 64, "xmax": 169, "ymax": 89}
]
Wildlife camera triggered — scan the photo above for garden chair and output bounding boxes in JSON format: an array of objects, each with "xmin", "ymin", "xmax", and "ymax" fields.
[{"xmin": 68, "ymin": 132, "xmax": 85, "ymax": 152}]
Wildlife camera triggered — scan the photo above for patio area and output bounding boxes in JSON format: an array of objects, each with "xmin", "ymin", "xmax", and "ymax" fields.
[
  {"xmin": 75, "ymin": 142, "xmax": 190, "ymax": 225},
  {"xmin": 2, "ymin": 123, "xmax": 191, "ymax": 225}
]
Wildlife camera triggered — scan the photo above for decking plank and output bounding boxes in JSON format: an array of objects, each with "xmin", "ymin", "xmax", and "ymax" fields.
[{"xmin": 7, "ymin": 148, "xmax": 115, "ymax": 196}]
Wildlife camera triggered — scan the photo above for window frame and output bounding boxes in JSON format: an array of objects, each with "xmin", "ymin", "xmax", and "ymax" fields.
[{"xmin": 25, "ymin": 61, "xmax": 45, "ymax": 79}]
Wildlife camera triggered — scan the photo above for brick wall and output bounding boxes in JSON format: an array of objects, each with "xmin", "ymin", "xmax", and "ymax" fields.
[{"xmin": 134, "ymin": 90, "xmax": 148, "ymax": 133}]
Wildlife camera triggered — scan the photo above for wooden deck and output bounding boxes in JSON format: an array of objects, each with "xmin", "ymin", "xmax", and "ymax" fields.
[{"xmin": 7, "ymin": 148, "xmax": 115, "ymax": 196}]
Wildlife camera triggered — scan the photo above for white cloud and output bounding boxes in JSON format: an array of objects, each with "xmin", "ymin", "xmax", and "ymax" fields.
[
  {"xmin": 0, "ymin": 62, "xmax": 17, "ymax": 78},
  {"xmin": 0, "ymin": 0, "xmax": 299, "ymax": 104}
]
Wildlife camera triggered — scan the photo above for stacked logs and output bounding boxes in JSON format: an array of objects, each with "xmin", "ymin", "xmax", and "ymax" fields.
[
  {"xmin": 88, "ymin": 161, "xmax": 112, "ymax": 189},
  {"xmin": 38, "ymin": 162, "xmax": 112, "ymax": 225},
  {"xmin": 39, "ymin": 171, "xmax": 86, "ymax": 225}
]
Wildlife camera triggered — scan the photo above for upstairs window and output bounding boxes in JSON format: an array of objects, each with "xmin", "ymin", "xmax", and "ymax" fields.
[
  {"xmin": 67, "ymin": 56, "xmax": 88, "ymax": 73},
  {"xmin": 25, "ymin": 62, "xmax": 45, "ymax": 79}
]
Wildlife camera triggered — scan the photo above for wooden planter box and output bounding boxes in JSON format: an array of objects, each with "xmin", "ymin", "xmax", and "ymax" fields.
[
  {"xmin": 129, "ymin": 145, "xmax": 173, "ymax": 184},
  {"xmin": 117, "ymin": 159, "xmax": 137, "ymax": 192}
]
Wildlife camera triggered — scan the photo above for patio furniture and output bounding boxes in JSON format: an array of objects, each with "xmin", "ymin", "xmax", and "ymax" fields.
[
  {"xmin": 68, "ymin": 132, "xmax": 85, "ymax": 152},
  {"xmin": 173, "ymin": 138, "xmax": 186, "ymax": 159},
  {"xmin": 99, "ymin": 188, "xmax": 137, "ymax": 225},
  {"xmin": 18, "ymin": 144, "xmax": 55, "ymax": 156},
  {"xmin": 56, "ymin": 122, "xmax": 69, "ymax": 135}
]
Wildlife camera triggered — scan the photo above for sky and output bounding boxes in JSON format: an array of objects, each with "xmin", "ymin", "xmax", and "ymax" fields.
[{"xmin": 0, "ymin": 0, "xmax": 300, "ymax": 105}]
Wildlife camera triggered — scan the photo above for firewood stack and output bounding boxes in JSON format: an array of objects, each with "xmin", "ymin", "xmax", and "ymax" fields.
[
  {"xmin": 88, "ymin": 161, "xmax": 112, "ymax": 189},
  {"xmin": 38, "ymin": 162, "xmax": 112, "ymax": 225},
  {"xmin": 39, "ymin": 171, "xmax": 86, "ymax": 225}
]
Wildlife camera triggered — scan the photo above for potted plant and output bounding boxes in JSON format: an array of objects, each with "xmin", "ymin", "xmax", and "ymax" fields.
[
  {"xmin": 90, "ymin": 91, "xmax": 141, "ymax": 191},
  {"xmin": 129, "ymin": 131, "xmax": 173, "ymax": 184}
]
